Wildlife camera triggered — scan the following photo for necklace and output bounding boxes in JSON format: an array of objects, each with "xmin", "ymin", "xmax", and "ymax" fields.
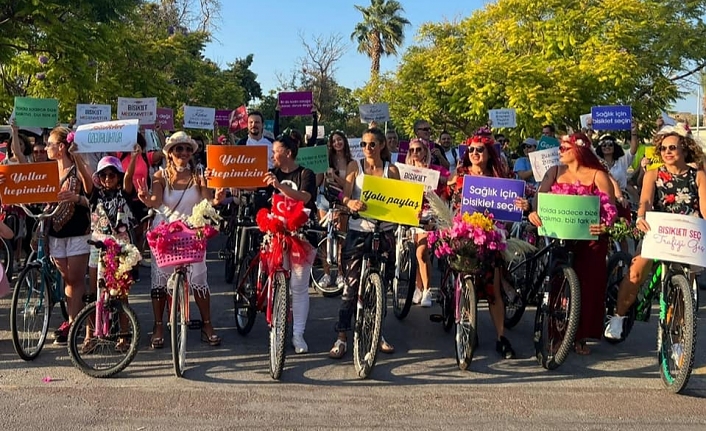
[{"xmin": 175, "ymin": 165, "xmax": 191, "ymax": 173}]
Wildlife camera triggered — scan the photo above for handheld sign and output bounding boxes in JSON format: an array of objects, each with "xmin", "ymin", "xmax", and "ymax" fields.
[
  {"xmin": 305, "ymin": 125, "xmax": 325, "ymax": 140},
  {"xmin": 278, "ymin": 92, "xmax": 313, "ymax": 117},
  {"xmin": 229, "ymin": 105, "xmax": 248, "ymax": 132},
  {"xmin": 644, "ymin": 146, "xmax": 663, "ymax": 171},
  {"xmin": 206, "ymin": 145, "xmax": 268, "ymax": 188},
  {"xmin": 264, "ymin": 120, "xmax": 275, "ymax": 134},
  {"xmin": 183, "ymin": 105, "xmax": 216, "ymax": 130},
  {"xmin": 537, "ymin": 193, "xmax": 599, "ymax": 240},
  {"xmin": 214, "ymin": 109, "xmax": 232, "ymax": 127},
  {"xmin": 75, "ymin": 104, "xmax": 111, "ymax": 126},
  {"xmin": 536, "ymin": 136, "xmax": 560, "ymax": 151},
  {"xmin": 396, "ymin": 164, "xmax": 441, "ymax": 191},
  {"xmin": 144, "ymin": 108, "xmax": 174, "ymax": 131},
  {"xmin": 488, "ymin": 109, "xmax": 517, "ymax": 128},
  {"xmin": 641, "ymin": 212, "xmax": 706, "ymax": 267},
  {"xmin": 297, "ymin": 145, "xmax": 328, "ymax": 174},
  {"xmin": 461, "ymin": 176, "xmax": 525, "ymax": 222},
  {"xmin": 591, "ymin": 105, "xmax": 632, "ymax": 131},
  {"xmin": 117, "ymin": 97, "xmax": 157, "ymax": 125},
  {"xmin": 0, "ymin": 162, "xmax": 60, "ymax": 205},
  {"xmin": 528, "ymin": 147, "xmax": 560, "ymax": 182},
  {"xmin": 359, "ymin": 103, "xmax": 391, "ymax": 123},
  {"xmin": 74, "ymin": 119, "xmax": 139, "ymax": 153},
  {"xmin": 359, "ymin": 176, "xmax": 424, "ymax": 226},
  {"xmin": 14, "ymin": 97, "xmax": 58, "ymax": 128},
  {"xmin": 579, "ymin": 113, "xmax": 592, "ymax": 130}
]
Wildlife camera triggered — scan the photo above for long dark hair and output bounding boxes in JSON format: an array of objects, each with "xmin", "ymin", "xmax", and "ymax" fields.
[
  {"xmin": 363, "ymin": 127, "xmax": 390, "ymax": 163},
  {"xmin": 595, "ymin": 135, "xmax": 625, "ymax": 160},
  {"xmin": 328, "ymin": 131, "xmax": 352, "ymax": 168}
]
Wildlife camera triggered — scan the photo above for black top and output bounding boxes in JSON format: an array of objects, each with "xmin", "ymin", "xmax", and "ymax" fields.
[
  {"xmin": 49, "ymin": 166, "xmax": 91, "ymax": 238},
  {"xmin": 270, "ymin": 166, "xmax": 317, "ymax": 218}
]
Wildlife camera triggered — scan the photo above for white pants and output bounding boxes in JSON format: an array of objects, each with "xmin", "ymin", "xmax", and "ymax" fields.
[{"xmin": 287, "ymin": 249, "xmax": 315, "ymax": 337}]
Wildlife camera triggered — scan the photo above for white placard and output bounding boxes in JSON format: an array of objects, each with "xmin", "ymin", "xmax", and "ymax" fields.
[
  {"xmin": 642, "ymin": 212, "xmax": 706, "ymax": 267},
  {"xmin": 580, "ymin": 113, "xmax": 592, "ymax": 129},
  {"xmin": 117, "ymin": 97, "xmax": 157, "ymax": 125},
  {"xmin": 661, "ymin": 111, "xmax": 677, "ymax": 127},
  {"xmin": 396, "ymin": 164, "xmax": 441, "ymax": 191},
  {"xmin": 305, "ymin": 125, "xmax": 325, "ymax": 139},
  {"xmin": 359, "ymin": 103, "xmax": 390, "ymax": 123},
  {"xmin": 528, "ymin": 147, "xmax": 560, "ymax": 182},
  {"xmin": 73, "ymin": 119, "xmax": 139, "ymax": 153},
  {"xmin": 488, "ymin": 108, "xmax": 517, "ymax": 128},
  {"xmin": 349, "ymin": 138, "xmax": 363, "ymax": 160},
  {"xmin": 76, "ymin": 104, "xmax": 111, "ymax": 126},
  {"xmin": 183, "ymin": 105, "xmax": 216, "ymax": 130}
]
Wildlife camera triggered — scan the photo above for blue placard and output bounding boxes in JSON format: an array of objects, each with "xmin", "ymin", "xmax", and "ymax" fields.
[
  {"xmin": 460, "ymin": 176, "xmax": 526, "ymax": 222},
  {"xmin": 264, "ymin": 119, "xmax": 275, "ymax": 133},
  {"xmin": 591, "ymin": 105, "xmax": 632, "ymax": 131},
  {"xmin": 536, "ymin": 136, "xmax": 560, "ymax": 151}
]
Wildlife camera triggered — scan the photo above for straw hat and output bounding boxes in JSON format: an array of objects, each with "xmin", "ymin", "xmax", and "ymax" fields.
[{"xmin": 162, "ymin": 131, "xmax": 198, "ymax": 156}]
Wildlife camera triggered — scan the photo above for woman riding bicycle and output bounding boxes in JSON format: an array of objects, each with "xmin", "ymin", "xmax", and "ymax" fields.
[{"xmin": 605, "ymin": 124, "xmax": 706, "ymax": 340}]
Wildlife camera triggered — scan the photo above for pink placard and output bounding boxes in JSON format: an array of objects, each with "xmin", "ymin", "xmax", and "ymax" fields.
[
  {"xmin": 228, "ymin": 105, "xmax": 248, "ymax": 132},
  {"xmin": 143, "ymin": 107, "xmax": 174, "ymax": 131},
  {"xmin": 278, "ymin": 91, "xmax": 313, "ymax": 117}
]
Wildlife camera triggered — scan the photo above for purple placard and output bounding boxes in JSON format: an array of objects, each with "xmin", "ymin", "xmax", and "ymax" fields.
[
  {"xmin": 278, "ymin": 91, "xmax": 313, "ymax": 117},
  {"xmin": 215, "ymin": 109, "xmax": 232, "ymax": 127},
  {"xmin": 144, "ymin": 107, "xmax": 174, "ymax": 131},
  {"xmin": 458, "ymin": 145, "xmax": 468, "ymax": 163},
  {"xmin": 461, "ymin": 176, "xmax": 525, "ymax": 222}
]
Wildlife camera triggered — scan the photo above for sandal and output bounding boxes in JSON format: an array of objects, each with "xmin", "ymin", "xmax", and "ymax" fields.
[
  {"xmin": 574, "ymin": 340, "xmax": 591, "ymax": 356},
  {"xmin": 379, "ymin": 336, "xmax": 395, "ymax": 354},
  {"xmin": 115, "ymin": 337, "xmax": 130, "ymax": 353},
  {"xmin": 150, "ymin": 321, "xmax": 164, "ymax": 349},
  {"xmin": 200, "ymin": 320, "xmax": 221, "ymax": 347},
  {"xmin": 329, "ymin": 339, "xmax": 347, "ymax": 359},
  {"xmin": 80, "ymin": 338, "xmax": 99, "ymax": 354}
]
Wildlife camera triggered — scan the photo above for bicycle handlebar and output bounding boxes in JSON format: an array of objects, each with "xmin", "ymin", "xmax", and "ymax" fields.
[{"xmin": 17, "ymin": 203, "xmax": 62, "ymax": 220}]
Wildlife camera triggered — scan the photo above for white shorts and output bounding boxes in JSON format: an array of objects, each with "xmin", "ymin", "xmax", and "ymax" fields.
[{"xmin": 49, "ymin": 234, "xmax": 91, "ymax": 259}]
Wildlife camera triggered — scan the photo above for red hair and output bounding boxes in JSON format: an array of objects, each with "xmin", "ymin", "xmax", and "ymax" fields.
[
  {"xmin": 461, "ymin": 135, "xmax": 509, "ymax": 178},
  {"xmin": 563, "ymin": 133, "xmax": 606, "ymax": 172}
]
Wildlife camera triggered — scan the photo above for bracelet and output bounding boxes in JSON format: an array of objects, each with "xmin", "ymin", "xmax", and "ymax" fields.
[{"xmin": 636, "ymin": 215, "xmax": 645, "ymax": 221}]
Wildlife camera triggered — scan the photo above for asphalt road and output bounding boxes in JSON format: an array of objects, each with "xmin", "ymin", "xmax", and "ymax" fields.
[{"xmin": 1, "ymin": 241, "xmax": 706, "ymax": 430}]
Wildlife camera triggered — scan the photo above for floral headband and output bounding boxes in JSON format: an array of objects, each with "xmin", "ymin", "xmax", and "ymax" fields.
[{"xmin": 562, "ymin": 135, "xmax": 587, "ymax": 147}]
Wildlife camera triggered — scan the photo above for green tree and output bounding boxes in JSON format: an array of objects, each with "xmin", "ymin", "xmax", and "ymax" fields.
[{"xmin": 351, "ymin": 0, "xmax": 410, "ymax": 79}]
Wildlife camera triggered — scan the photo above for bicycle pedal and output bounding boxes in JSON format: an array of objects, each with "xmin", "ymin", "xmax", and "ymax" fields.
[{"xmin": 429, "ymin": 314, "xmax": 444, "ymax": 323}]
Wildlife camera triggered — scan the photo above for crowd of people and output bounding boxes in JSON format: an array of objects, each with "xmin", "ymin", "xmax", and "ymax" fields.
[{"xmin": 1, "ymin": 109, "xmax": 704, "ymax": 367}]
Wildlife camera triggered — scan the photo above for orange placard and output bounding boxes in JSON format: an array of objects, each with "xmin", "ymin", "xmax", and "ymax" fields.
[
  {"xmin": 0, "ymin": 162, "xmax": 60, "ymax": 205},
  {"xmin": 206, "ymin": 145, "xmax": 269, "ymax": 188}
]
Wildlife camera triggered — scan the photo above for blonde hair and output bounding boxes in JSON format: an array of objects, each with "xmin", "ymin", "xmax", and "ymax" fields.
[{"xmin": 405, "ymin": 138, "xmax": 431, "ymax": 166}]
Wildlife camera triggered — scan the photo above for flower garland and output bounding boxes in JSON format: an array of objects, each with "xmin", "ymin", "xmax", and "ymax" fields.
[
  {"xmin": 146, "ymin": 200, "xmax": 221, "ymax": 255},
  {"xmin": 255, "ymin": 194, "xmax": 314, "ymax": 271},
  {"xmin": 101, "ymin": 237, "xmax": 140, "ymax": 298},
  {"xmin": 550, "ymin": 182, "xmax": 618, "ymax": 226}
]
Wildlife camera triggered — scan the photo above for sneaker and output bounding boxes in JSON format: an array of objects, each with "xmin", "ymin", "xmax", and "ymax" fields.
[
  {"xmin": 53, "ymin": 321, "xmax": 70, "ymax": 345},
  {"xmin": 318, "ymin": 274, "xmax": 331, "ymax": 287},
  {"xmin": 412, "ymin": 288, "xmax": 423, "ymax": 305},
  {"xmin": 335, "ymin": 275, "xmax": 346, "ymax": 288},
  {"xmin": 420, "ymin": 289, "xmax": 433, "ymax": 308},
  {"xmin": 293, "ymin": 334, "xmax": 308, "ymax": 354},
  {"xmin": 604, "ymin": 315, "xmax": 625, "ymax": 340}
]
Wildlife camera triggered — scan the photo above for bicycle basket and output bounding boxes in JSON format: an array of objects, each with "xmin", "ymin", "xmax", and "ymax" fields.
[{"xmin": 148, "ymin": 222, "xmax": 207, "ymax": 268}]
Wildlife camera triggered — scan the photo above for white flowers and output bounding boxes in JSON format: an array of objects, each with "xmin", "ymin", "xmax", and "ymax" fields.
[{"xmin": 187, "ymin": 199, "xmax": 223, "ymax": 229}]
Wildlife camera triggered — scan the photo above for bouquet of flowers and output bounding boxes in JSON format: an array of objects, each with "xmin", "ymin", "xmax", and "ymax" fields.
[
  {"xmin": 101, "ymin": 237, "xmax": 141, "ymax": 298},
  {"xmin": 607, "ymin": 217, "xmax": 643, "ymax": 243},
  {"xmin": 550, "ymin": 182, "xmax": 618, "ymax": 227},
  {"xmin": 187, "ymin": 199, "xmax": 223, "ymax": 228}
]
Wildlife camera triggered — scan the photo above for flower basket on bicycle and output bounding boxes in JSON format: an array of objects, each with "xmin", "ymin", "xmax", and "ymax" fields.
[
  {"xmin": 429, "ymin": 211, "xmax": 507, "ymax": 268},
  {"xmin": 147, "ymin": 219, "xmax": 217, "ymax": 268}
]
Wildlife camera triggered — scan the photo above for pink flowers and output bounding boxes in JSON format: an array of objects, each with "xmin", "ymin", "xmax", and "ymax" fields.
[
  {"xmin": 66, "ymin": 132, "xmax": 75, "ymax": 143},
  {"xmin": 428, "ymin": 211, "xmax": 507, "ymax": 265},
  {"xmin": 550, "ymin": 182, "xmax": 618, "ymax": 226}
]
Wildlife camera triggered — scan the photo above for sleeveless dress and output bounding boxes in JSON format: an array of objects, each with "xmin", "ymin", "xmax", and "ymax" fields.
[
  {"xmin": 554, "ymin": 171, "xmax": 608, "ymax": 341},
  {"xmin": 653, "ymin": 166, "xmax": 700, "ymax": 215},
  {"xmin": 150, "ymin": 178, "xmax": 209, "ymax": 297}
]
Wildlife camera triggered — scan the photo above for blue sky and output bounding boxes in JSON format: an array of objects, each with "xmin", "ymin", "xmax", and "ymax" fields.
[{"xmin": 203, "ymin": 0, "xmax": 694, "ymax": 113}]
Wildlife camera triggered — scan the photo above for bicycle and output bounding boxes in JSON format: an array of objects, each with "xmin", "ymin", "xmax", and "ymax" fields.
[
  {"xmin": 309, "ymin": 190, "xmax": 346, "ymax": 297},
  {"xmin": 604, "ymin": 259, "xmax": 697, "ymax": 393},
  {"xmin": 9, "ymin": 204, "xmax": 67, "ymax": 361},
  {"xmin": 67, "ymin": 238, "xmax": 141, "ymax": 378},
  {"xmin": 506, "ymin": 238, "xmax": 581, "ymax": 370},
  {"xmin": 390, "ymin": 223, "xmax": 417, "ymax": 319}
]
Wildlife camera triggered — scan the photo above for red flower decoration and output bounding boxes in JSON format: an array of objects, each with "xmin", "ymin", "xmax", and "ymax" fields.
[
  {"xmin": 665, "ymin": 194, "xmax": 676, "ymax": 204},
  {"xmin": 658, "ymin": 171, "xmax": 672, "ymax": 182}
]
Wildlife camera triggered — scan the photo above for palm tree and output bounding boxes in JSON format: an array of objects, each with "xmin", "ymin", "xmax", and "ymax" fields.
[{"xmin": 351, "ymin": 0, "xmax": 411, "ymax": 78}]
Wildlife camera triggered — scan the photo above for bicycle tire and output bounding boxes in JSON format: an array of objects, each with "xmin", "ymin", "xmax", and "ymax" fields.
[
  {"xmin": 392, "ymin": 240, "xmax": 417, "ymax": 320},
  {"xmin": 171, "ymin": 273, "xmax": 188, "ymax": 378},
  {"xmin": 269, "ymin": 271, "xmax": 289, "ymax": 380},
  {"xmin": 455, "ymin": 276, "xmax": 477, "ymax": 371},
  {"xmin": 10, "ymin": 265, "xmax": 51, "ymax": 361},
  {"xmin": 233, "ymin": 253, "xmax": 258, "ymax": 336},
  {"xmin": 534, "ymin": 264, "xmax": 581, "ymax": 370},
  {"xmin": 353, "ymin": 271, "xmax": 384, "ymax": 379},
  {"xmin": 67, "ymin": 300, "xmax": 141, "ymax": 378},
  {"xmin": 439, "ymin": 266, "xmax": 455, "ymax": 332},
  {"xmin": 504, "ymin": 254, "xmax": 534, "ymax": 329},
  {"xmin": 310, "ymin": 237, "xmax": 343, "ymax": 297},
  {"xmin": 224, "ymin": 232, "xmax": 236, "ymax": 284},
  {"xmin": 658, "ymin": 273, "xmax": 697, "ymax": 394},
  {"xmin": 0, "ymin": 238, "xmax": 13, "ymax": 282},
  {"xmin": 604, "ymin": 251, "xmax": 635, "ymax": 344}
]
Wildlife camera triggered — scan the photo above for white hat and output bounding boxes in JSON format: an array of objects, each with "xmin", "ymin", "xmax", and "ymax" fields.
[
  {"xmin": 162, "ymin": 131, "xmax": 198, "ymax": 156},
  {"xmin": 522, "ymin": 138, "xmax": 538, "ymax": 146}
]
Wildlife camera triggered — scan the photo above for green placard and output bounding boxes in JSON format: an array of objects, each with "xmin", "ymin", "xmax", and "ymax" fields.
[
  {"xmin": 297, "ymin": 145, "xmax": 328, "ymax": 174},
  {"xmin": 537, "ymin": 193, "xmax": 599, "ymax": 240},
  {"xmin": 14, "ymin": 97, "xmax": 59, "ymax": 128},
  {"xmin": 537, "ymin": 136, "xmax": 560, "ymax": 151}
]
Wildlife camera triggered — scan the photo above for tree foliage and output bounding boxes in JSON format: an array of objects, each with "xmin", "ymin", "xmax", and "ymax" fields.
[{"xmin": 383, "ymin": 0, "xmax": 706, "ymax": 141}]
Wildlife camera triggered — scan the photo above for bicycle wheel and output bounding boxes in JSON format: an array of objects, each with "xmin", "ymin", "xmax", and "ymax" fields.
[
  {"xmin": 604, "ymin": 251, "xmax": 635, "ymax": 344},
  {"xmin": 310, "ymin": 237, "xmax": 343, "ymax": 297},
  {"xmin": 233, "ymin": 254, "xmax": 258, "ymax": 335},
  {"xmin": 353, "ymin": 271, "xmax": 384, "ymax": 379},
  {"xmin": 505, "ymin": 255, "xmax": 534, "ymax": 329},
  {"xmin": 439, "ymin": 266, "xmax": 455, "ymax": 332},
  {"xmin": 269, "ymin": 271, "xmax": 289, "ymax": 380},
  {"xmin": 10, "ymin": 265, "xmax": 51, "ymax": 361},
  {"xmin": 223, "ymin": 230, "xmax": 236, "ymax": 284},
  {"xmin": 67, "ymin": 299, "xmax": 141, "ymax": 378},
  {"xmin": 170, "ymin": 273, "xmax": 188, "ymax": 378},
  {"xmin": 392, "ymin": 240, "xmax": 417, "ymax": 320},
  {"xmin": 534, "ymin": 264, "xmax": 581, "ymax": 370},
  {"xmin": 0, "ymin": 238, "xmax": 13, "ymax": 281},
  {"xmin": 455, "ymin": 276, "xmax": 478, "ymax": 371},
  {"xmin": 658, "ymin": 273, "xmax": 697, "ymax": 394}
]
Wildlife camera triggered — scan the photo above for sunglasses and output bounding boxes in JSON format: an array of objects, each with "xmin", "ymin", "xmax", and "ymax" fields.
[
  {"xmin": 173, "ymin": 145, "xmax": 194, "ymax": 153},
  {"xmin": 659, "ymin": 145, "xmax": 679, "ymax": 152},
  {"xmin": 416, "ymin": 127, "xmax": 431, "ymax": 132},
  {"xmin": 559, "ymin": 146, "xmax": 572, "ymax": 153},
  {"xmin": 523, "ymin": 144, "xmax": 536, "ymax": 149},
  {"xmin": 467, "ymin": 146, "xmax": 485, "ymax": 154},
  {"xmin": 98, "ymin": 171, "xmax": 118, "ymax": 179},
  {"xmin": 360, "ymin": 141, "xmax": 377, "ymax": 150},
  {"xmin": 33, "ymin": 149, "xmax": 46, "ymax": 154},
  {"xmin": 408, "ymin": 147, "xmax": 424, "ymax": 154},
  {"xmin": 600, "ymin": 141, "xmax": 615, "ymax": 147}
]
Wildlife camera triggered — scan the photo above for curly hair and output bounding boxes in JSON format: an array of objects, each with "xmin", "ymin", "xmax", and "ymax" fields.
[{"xmin": 653, "ymin": 130, "xmax": 704, "ymax": 165}]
